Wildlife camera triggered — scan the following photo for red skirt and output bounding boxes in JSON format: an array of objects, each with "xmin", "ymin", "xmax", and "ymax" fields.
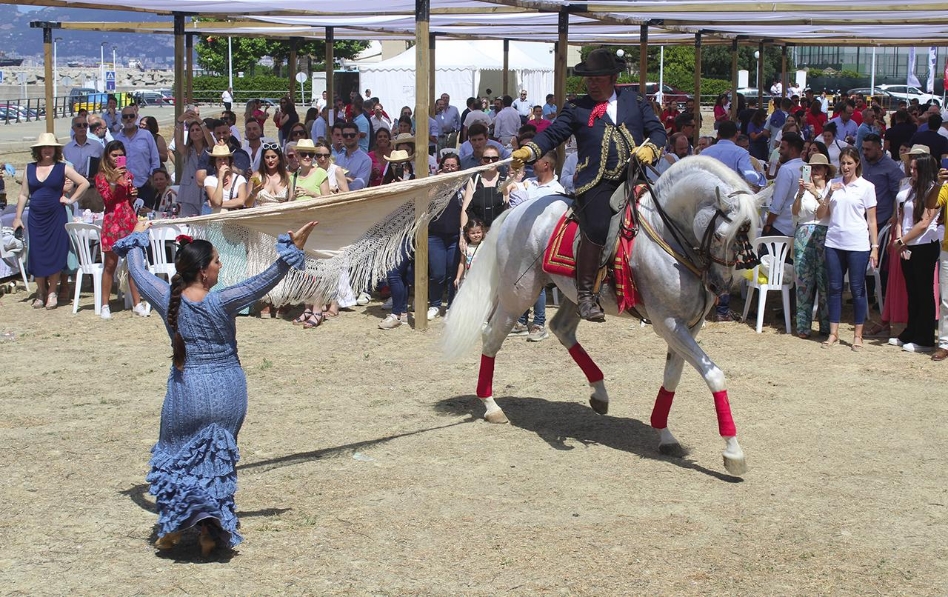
[{"xmin": 101, "ymin": 201, "xmax": 138, "ymax": 252}]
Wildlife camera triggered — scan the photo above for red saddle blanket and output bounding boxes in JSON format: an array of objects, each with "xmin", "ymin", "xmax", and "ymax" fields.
[{"xmin": 542, "ymin": 202, "xmax": 643, "ymax": 314}]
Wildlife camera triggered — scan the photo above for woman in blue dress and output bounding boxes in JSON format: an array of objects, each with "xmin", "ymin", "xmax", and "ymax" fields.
[
  {"xmin": 113, "ymin": 219, "xmax": 318, "ymax": 556},
  {"xmin": 12, "ymin": 133, "xmax": 89, "ymax": 309}
]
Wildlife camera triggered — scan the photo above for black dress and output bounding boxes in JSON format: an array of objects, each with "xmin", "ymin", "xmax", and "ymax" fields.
[{"xmin": 466, "ymin": 172, "xmax": 507, "ymax": 227}]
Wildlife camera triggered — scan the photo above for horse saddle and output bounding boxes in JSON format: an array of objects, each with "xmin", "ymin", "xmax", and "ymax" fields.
[{"xmin": 542, "ymin": 183, "xmax": 645, "ymax": 314}]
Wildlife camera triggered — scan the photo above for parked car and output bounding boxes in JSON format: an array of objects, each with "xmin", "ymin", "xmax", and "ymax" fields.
[
  {"xmin": 68, "ymin": 87, "xmax": 98, "ymax": 111},
  {"xmin": 876, "ymin": 84, "xmax": 940, "ymax": 106},
  {"xmin": 844, "ymin": 87, "xmax": 897, "ymax": 109},
  {"xmin": 154, "ymin": 89, "xmax": 175, "ymax": 105},
  {"xmin": 0, "ymin": 104, "xmax": 39, "ymax": 121},
  {"xmin": 615, "ymin": 82, "xmax": 692, "ymax": 110},
  {"xmin": 134, "ymin": 91, "xmax": 170, "ymax": 107}
]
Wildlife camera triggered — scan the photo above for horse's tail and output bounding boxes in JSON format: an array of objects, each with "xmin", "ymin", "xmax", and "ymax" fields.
[{"xmin": 441, "ymin": 210, "xmax": 511, "ymax": 360}]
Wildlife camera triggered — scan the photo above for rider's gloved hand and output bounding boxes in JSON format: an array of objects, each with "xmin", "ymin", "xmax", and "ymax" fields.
[
  {"xmin": 631, "ymin": 142, "xmax": 659, "ymax": 165},
  {"xmin": 511, "ymin": 147, "xmax": 533, "ymax": 171}
]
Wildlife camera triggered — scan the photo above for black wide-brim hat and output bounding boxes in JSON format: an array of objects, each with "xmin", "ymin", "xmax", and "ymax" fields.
[{"xmin": 574, "ymin": 48, "xmax": 626, "ymax": 76}]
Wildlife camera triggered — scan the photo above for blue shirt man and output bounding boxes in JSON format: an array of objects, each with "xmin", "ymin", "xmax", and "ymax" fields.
[
  {"xmin": 337, "ymin": 123, "xmax": 372, "ymax": 190},
  {"xmin": 860, "ymin": 133, "xmax": 905, "ymax": 227},
  {"xmin": 699, "ymin": 121, "xmax": 766, "ymax": 187},
  {"xmin": 542, "ymin": 94, "xmax": 557, "ymax": 120},
  {"xmin": 116, "ymin": 108, "xmax": 160, "ymax": 194},
  {"xmin": 766, "ymin": 132, "xmax": 806, "ymax": 237}
]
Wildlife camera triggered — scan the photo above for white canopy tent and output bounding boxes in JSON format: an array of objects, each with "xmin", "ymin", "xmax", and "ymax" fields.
[{"xmin": 358, "ymin": 40, "xmax": 555, "ymax": 112}]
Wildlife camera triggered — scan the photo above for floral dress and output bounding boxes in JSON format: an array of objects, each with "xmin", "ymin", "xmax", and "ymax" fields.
[{"xmin": 95, "ymin": 172, "xmax": 138, "ymax": 252}]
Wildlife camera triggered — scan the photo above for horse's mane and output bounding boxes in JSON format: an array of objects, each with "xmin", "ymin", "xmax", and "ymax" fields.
[{"xmin": 651, "ymin": 155, "xmax": 760, "ymax": 246}]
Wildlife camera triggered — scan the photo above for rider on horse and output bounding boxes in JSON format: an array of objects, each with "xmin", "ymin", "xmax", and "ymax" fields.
[{"xmin": 512, "ymin": 49, "xmax": 667, "ymax": 322}]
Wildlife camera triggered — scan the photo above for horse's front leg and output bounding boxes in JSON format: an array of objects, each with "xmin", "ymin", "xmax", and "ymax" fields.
[
  {"xmin": 655, "ymin": 317, "xmax": 747, "ymax": 476},
  {"xmin": 549, "ymin": 298, "xmax": 610, "ymax": 414}
]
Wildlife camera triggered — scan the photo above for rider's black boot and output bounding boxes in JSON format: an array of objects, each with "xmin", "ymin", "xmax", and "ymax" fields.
[{"xmin": 576, "ymin": 235, "xmax": 606, "ymax": 322}]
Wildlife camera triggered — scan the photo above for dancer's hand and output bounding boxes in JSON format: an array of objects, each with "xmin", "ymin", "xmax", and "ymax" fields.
[
  {"xmin": 133, "ymin": 220, "xmax": 152, "ymax": 233},
  {"xmin": 290, "ymin": 221, "xmax": 318, "ymax": 249}
]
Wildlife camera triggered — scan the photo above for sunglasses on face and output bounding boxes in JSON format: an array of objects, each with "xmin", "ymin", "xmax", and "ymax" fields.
[
  {"xmin": 90, "ymin": 124, "xmax": 100, "ymax": 130},
  {"xmin": 73, "ymin": 123, "xmax": 88, "ymax": 128},
  {"xmin": 315, "ymin": 152, "xmax": 331, "ymax": 158},
  {"xmin": 482, "ymin": 156, "xmax": 500, "ymax": 162},
  {"xmin": 298, "ymin": 152, "xmax": 315, "ymax": 158},
  {"xmin": 292, "ymin": 130, "xmax": 307, "ymax": 137},
  {"xmin": 122, "ymin": 114, "xmax": 136, "ymax": 120},
  {"xmin": 262, "ymin": 142, "xmax": 280, "ymax": 151},
  {"xmin": 342, "ymin": 133, "xmax": 358, "ymax": 138}
]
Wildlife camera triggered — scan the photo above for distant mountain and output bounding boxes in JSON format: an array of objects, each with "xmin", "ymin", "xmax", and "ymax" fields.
[{"xmin": 0, "ymin": 6, "xmax": 175, "ymax": 66}]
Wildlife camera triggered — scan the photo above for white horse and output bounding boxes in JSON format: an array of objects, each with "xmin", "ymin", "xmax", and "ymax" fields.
[{"xmin": 442, "ymin": 156, "xmax": 762, "ymax": 476}]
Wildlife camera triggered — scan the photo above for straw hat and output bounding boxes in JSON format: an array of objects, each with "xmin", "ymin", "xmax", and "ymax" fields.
[
  {"xmin": 31, "ymin": 132, "xmax": 62, "ymax": 148},
  {"xmin": 384, "ymin": 149, "xmax": 413, "ymax": 163},
  {"xmin": 392, "ymin": 133, "xmax": 414, "ymax": 146},
  {"xmin": 208, "ymin": 143, "xmax": 234, "ymax": 158},
  {"xmin": 906, "ymin": 144, "xmax": 930, "ymax": 156},
  {"xmin": 807, "ymin": 153, "xmax": 836, "ymax": 178},
  {"xmin": 295, "ymin": 139, "xmax": 317, "ymax": 151}
]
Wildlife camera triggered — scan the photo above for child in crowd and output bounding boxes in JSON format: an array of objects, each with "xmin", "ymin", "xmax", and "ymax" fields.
[{"xmin": 455, "ymin": 218, "xmax": 485, "ymax": 289}]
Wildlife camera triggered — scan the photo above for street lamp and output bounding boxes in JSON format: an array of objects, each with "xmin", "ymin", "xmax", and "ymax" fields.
[
  {"xmin": 53, "ymin": 37, "xmax": 62, "ymax": 99},
  {"xmin": 112, "ymin": 45, "xmax": 117, "ymax": 72},
  {"xmin": 754, "ymin": 50, "xmax": 760, "ymax": 90},
  {"xmin": 100, "ymin": 41, "xmax": 108, "ymax": 92}
]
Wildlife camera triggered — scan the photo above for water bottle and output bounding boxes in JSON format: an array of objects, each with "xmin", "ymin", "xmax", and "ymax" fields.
[{"xmin": 171, "ymin": 202, "xmax": 181, "ymax": 218}]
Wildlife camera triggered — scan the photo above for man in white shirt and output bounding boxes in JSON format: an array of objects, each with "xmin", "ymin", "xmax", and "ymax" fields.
[
  {"xmin": 221, "ymin": 87, "xmax": 233, "ymax": 111},
  {"xmin": 512, "ymin": 89, "xmax": 532, "ymax": 122},
  {"xmin": 507, "ymin": 150, "xmax": 565, "ymax": 341},
  {"xmin": 764, "ymin": 132, "xmax": 805, "ymax": 237},
  {"xmin": 315, "ymin": 90, "xmax": 328, "ymax": 112},
  {"xmin": 242, "ymin": 119, "xmax": 277, "ymax": 174},
  {"xmin": 493, "ymin": 95, "xmax": 522, "ymax": 146}
]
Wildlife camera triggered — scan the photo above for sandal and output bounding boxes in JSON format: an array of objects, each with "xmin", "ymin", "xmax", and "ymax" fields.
[
  {"xmin": 797, "ymin": 332, "xmax": 811, "ymax": 339},
  {"xmin": 32, "ymin": 297, "xmax": 45, "ymax": 309},
  {"xmin": 863, "ymin": 321, "xmax": 890, "ymax": 338},
  {"xmin": 851, "ymin": 336, "xmax": 864, "ymax": 352},
  {"xmin": 932, "ymin": 348, "xmax": 948, "ymax": 362},
  {"xmin": 303, "ymin": 311, "xmax": 324, "ymax": 329},
  {"xmin": 45, "ymin": 292, "xmax": 58, "ymax": 310},
  {"xmin": 821, "ymin": 334, "xmax": 839, "ymax": 348},
  {"xmin": 293, "ymin": 309, "xmax": 313, "ymax": 325}
]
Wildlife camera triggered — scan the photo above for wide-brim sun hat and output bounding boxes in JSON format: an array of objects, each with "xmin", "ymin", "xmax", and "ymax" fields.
[
  {"xmin": 31, "ymin": 132, "xmax": 62, "ymax": 148},
  {"xmin": 208, "ymin": 143, "xmax": 234, "ymax": 158},
  {"xmin": 807, "ymin": 153, "xmax": 837, "ymax": 178},
  {"xmin": 573, "ymin": 48, "xmax": 626, "ymax": 77},
  {"xmin": 295, "ymin": 139, "xmax": 317, "ymax": 151},
  {"xmin": 384, "ymin": 149, "xmax": 413, "ymax": 163},
  {"xmin": 392, "ymin": 133, "xmax": 414, "ymax": 145},
  {"xmin": 907, "ymin": 143, "xmax": 931, "ymax": 156}
]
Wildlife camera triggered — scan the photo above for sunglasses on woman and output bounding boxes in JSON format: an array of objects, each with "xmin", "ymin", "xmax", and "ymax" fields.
[
  {"xmin": 298, "ymin": 152, "xmax": 315, "ymax": 159},
  {"xmin": 262, "ymin": 142, "xmax": 280, "ymax": 151},
  {"xmin": 481, "ymin": 156, "xmax": 500, "ymax": 163},
  {"xmin": 292, "ymin": 130, "xmax": 307, "ymax": 137},
  {"xmin": 315, "ymin": 152, "xmax": 331, "ymax": 158}
]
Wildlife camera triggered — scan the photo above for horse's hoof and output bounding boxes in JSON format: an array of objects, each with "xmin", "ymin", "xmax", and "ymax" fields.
[
  {"xmin": 484, "ymin": 410, "xmax": 509, "ymax": 424},
  {"xmin": 589, "ymin": 396, "xmax": 609, "ymax": 415},
  {"xmin": 658, "ymin": 442, "xmax": 685, "ymax": 458},
  {"xmin": 723, "ymin": 454, "xmax": 747, "ymax": 476}
]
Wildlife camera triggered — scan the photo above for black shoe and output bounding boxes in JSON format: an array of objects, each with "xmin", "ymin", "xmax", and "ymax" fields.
[{"xmin": 576, "ymin": 235, "xmax": 605, "ymax": 322}]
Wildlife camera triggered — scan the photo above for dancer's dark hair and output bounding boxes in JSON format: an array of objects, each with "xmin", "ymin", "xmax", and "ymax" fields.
[{"xmin": 168, "ymin": 238, "xmax": 214, "ymax": 370}]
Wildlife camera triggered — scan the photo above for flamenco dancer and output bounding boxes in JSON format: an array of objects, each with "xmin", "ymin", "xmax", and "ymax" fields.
[{"xmin": 113, "ymin": 219, "xmax": 318, "ymax": 556}]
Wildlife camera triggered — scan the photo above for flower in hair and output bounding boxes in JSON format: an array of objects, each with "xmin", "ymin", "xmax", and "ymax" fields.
[{"xmin": 175, "ymin": 234, "xmax": 193, "ymax": 245}]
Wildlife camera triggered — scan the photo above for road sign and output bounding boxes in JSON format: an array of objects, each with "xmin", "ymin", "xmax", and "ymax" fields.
[
  {"xmin": 0, "ymin": 71, "xmax": 3, "ymax": 84},
  {"xmin": 105, "ymin": 70, "xmax": 116, "ymax": 91},
  {"xmin": 295, "ymin": 72, "xmax": 307, "ymax": 84}
]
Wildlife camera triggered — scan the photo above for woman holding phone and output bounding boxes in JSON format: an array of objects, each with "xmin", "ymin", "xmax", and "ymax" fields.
[
  {"xmin": 792, "ymin": 154, "xmax": 834, "ymax": 338},
  {"xmin": 94, "ymin": 140, "xmax": 147, "ymax": 319}
]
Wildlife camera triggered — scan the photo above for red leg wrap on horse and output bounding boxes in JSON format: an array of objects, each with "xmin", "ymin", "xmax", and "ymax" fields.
[
  {"xmin": 650, "ymin": 386, "xmax": 675, "ymax": 429},
  {"xmin": 477, "ymin": 354, "xmax": 495, "ymax": 398},
  {"xmin": 713, "ymin": 390, "xmax": 737, "ymax": 437},
  {"xmin": 567, "ymin": 343, "xmax": 604, "ymax": 383}
]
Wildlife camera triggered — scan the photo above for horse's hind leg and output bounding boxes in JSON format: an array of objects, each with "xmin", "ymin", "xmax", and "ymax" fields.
[
  {"xmin": 549, "ymin": 299, "xmax": 610, "ymax": 414},
  {"xmin": 655, "ymin": 318, "xmax": 747, "ymax": 476},
  {"xmin": 476, "ymin": 305, "xmax": 523, "ymax": 424},
  {"xmin": 651, "ymin": 350, "xmax": 686, "ymax": 457}
]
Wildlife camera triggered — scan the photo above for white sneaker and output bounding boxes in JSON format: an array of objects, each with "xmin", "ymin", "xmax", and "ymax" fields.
[
  {"xmin": 902, "ymin": 342, "xmax": 934, "ymax": 353},
  {"xmin": 100, "ymin": 305, "xmax": 112, "ymax": 320},
  {"xmin": 133, "ymin": 302, "xmax": 150, "ymax": 317},
  {"xmin": 356, "ymin": 291, "xmax": 371, "ymax": 306},
  {"xmin": 509, "ymin": 322, "xmax": 529, "ymax": 336},
  {"xmin": 427, "ymin": 306, "xmax": 440, "ymax": 321},
  {"xmin": 888, "ymin": 338, "xmax": 904, "ymax": 347},
  {"xmin": 526, "ymin": 325, "xmax": 549, "ymax": 342},
  {"xmin": 378, "ymin": 313, "xmax": 403, "ymax": 330},
  {"xmin": 382, "ymin": 297, "xmax": 393, "ymax": 310}
]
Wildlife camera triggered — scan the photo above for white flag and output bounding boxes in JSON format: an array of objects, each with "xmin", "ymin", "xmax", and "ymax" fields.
[
  {"xmin": 927, "ymin": 46, "xmax": 937, "ymax": 93},
  {"xmin": 908, "ymin": 47, "xmax": 921, "ymax": 88}
]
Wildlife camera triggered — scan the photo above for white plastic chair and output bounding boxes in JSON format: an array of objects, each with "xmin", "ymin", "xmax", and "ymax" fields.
[
  {"xmin": 0, "ymin": 235, "xmax": 30, "ymax": 292},
  {"xmin": 65, "ymin": 222, "xmax": 104, "ymax": 315},
  {"xmin": 741, "ymin": 235, "xmax": 794, "ymax": 334},
  {"xmin": 148, "ymin": 223, "xmax": 185, "ymax": 282}
]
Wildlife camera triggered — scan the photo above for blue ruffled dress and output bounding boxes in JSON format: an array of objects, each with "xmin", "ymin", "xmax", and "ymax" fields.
[{"xmin": 113, "ymin": 231, "xmax": 306, "ymax": 548}]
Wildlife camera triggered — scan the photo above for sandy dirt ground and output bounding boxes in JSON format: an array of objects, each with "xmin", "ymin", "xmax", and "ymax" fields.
[{"xmin": 1, "ymin": 282, "xmax": 947, "ymax": 595}]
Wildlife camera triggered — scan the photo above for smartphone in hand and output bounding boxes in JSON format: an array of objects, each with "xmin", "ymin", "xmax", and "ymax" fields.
[
  {"xmin": 801, "ymin": 164, "xmax": 811, "ymax": 184},
  {"xmin": 115, "ymin": 156, "xmax": 127, "ymax": 169},
  {"xmin": 941, "ymin": 157, "xmax": 948, "ymax": 170}
]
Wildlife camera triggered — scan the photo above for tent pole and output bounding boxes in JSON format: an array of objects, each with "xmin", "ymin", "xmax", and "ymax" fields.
[
  {"xmin": 429, "ymin": 32, "xmax": 436, "ymax": 115},
  {"xmin": 326, "ymin": 27, "xmax": 335, "ymax": 125},
  {"xmin": 503, "ymin": 39, "xmax": 509, "ymax": 97},
  {"xmin": 173, "ymin": 13, "xmax": 185, "ymax": 184},
  {"xmin": 288, "ymin": 37, "xmax": 299, "ymax": 102},
  {"xmin": 186, "ymin": 32, "xmax": 194, "ymax": 104},
  {"xmin": 42, "ymin": 25, "xmax": 54, "ymax": 134},
  {"xmin": 694, "ymin": 32, "xmax": 702, "ymax": 148},
  {"xmin": 414, "ymin": 0, "xmax": 431, "ymax": 331},
  {"xmin": 730, "ymin": 39, "xmax": 739, "ymax": 121},
  {"xmin": 757, "ymin": 41, "xmax": 764, "ymax": 109},
  {"xmin": 554, "ymin": 8, "xmax": 568, "ymax": 175},
  {"xmin": 639, "ymin": 23, "xmax": 648, "ymax": 92},
  {"xmin": 781, "ymin": 45, "xmax": 788, "ymax": 100}
]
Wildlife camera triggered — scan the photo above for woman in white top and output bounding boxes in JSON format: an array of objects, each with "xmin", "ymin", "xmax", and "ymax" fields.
[
  {"xmin": 314, "ymin": 140, "xmax": 348, "ymax": 194},
  {"xmin": 791, "ymin": 153, "xmax": 834, "ymax": 338},
  {"xmin": 891, "ymin": 154, "xmax": 941, "ymax": 352},
  {"xmin": 203, "ymin": 143, "xmax": 250, "ymax": 212},
  {"xmin": 250, "ymin": 143, "xmax": 290, "ymax": 205},
  {"xmin": 821, "ymin": 122, "xmax": 849, "ymax": 169},
  {"xmin": 817, "ymin": 146, "xmax": 879, "ymax": 351}
]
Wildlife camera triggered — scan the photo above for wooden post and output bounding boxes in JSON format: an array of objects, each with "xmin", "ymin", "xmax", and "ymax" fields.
[
  {"xmin": 757, "ymin": 41, "xmax": 764, "ymax": 110},
  {"xmin": 186, "ymin": 33, "xmax": 194, "ymax": 104},
  {"xmin": 288, "ymin": 38, "xmax": 299, "ymax": 102},
  {"xmin": 693, "ymin": 32, "xmax": 702, "ymax": 147},
  {"xmin": 326, "ymin": 27, "xmax": 334, "ymax": 124},
  {"xmin": 730, "ymin": 39, "xmax": 739, "ymax": 121},
  {"xmin": 781, "ymin": 45, "xmax": 788, "ymax": 102},
  {"xmin": 639, "ymin": 23, "xmax": 648, "ymax": 92},
  {"xmin": 173, "ymin": 13, "xmax": 185, "ymax": 184},
  {"xmin": 429, "ymin": 32, "xmax": 436, "ymax": 115},
  {"xmin": 554, "ymin": 8, "xmax": 568, "ymax": 174},
  {"xmin": 503, "ymin": 39, "xmax": 509, "ymax": 97},
  {"xmin": 414, "ymin": 0, "xmax": 431, "ymax": 331},
  {"xmin": 42, "ymin": 26, "xmax": 54, "ymax": 134}
]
